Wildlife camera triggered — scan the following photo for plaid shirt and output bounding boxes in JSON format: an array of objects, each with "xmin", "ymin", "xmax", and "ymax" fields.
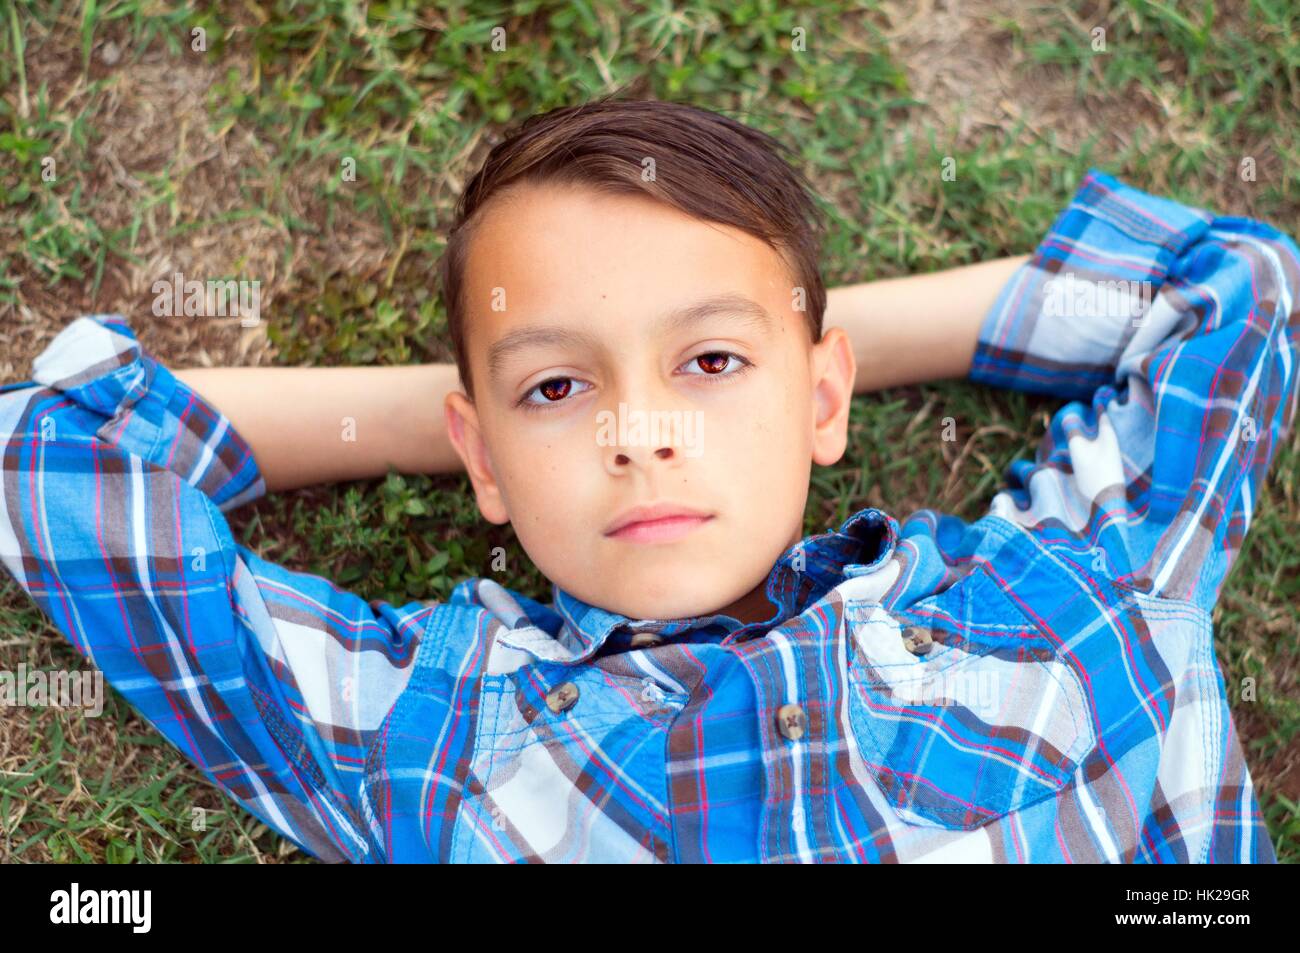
[{"xmin": 2, "ymin": 169, "xmax": 1295, "ymax": 863}]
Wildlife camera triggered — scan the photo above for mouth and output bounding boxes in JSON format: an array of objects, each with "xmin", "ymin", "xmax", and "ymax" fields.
[{"xmin": 604, "ymin": 504, "xmax": 714, "ymax": 544}]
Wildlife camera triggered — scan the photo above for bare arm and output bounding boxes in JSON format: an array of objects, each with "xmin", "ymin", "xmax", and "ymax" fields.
[
  {"xmin": 174, "ymin": 363, "xmax": 464, "ymax": 492},
  {"xmin": 825, "ymin": 254, "xmax": 1031, "ymax": 393}
]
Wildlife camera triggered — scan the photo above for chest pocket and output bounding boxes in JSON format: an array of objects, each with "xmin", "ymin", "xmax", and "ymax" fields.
[
  {"xmin": 844, "ymin": 563, "xmax": 1096, "ymax": 831},
  {"xmin": 450, "ymin": 656, "xmax": 687, "ymax": 863}
]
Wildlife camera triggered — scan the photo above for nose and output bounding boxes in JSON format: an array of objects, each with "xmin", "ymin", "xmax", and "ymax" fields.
[
  {"xmin": 598, "ymin": 381, "xmax": 694, "ymax": 476},
  {"xmin": 603, "ymin": 419, "xmax": 683, "ymax": 474}
]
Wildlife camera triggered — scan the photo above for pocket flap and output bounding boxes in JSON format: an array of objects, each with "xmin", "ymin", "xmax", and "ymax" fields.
[{"xmin": 845, "ymin": 567, "xmax": 1097, "ymax": 830}]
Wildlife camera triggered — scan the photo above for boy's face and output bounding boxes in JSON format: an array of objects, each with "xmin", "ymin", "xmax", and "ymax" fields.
[{"xmin": 445, "ymin": 181, "xmax": 856, "ymax": 623}]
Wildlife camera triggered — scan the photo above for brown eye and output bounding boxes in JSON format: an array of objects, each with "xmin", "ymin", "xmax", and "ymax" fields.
[
  {"xmin": 519, "ymin": 375, "xmax": 591, "ymax": 410},
  {"xmin": 538, "ymin": 378, "xmax": 572, "ymax": 401},
  {"xmin": 695, "ymin": 352, "xmax": 731, "ymax": 373},
  {"xmin": 680, "ymin": 351, "xmax": 752, "ymax": 381}
]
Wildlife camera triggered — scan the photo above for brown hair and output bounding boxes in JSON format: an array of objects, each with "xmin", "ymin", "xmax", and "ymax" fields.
[{"xmin": 437, "ymin": 95, "xmax": 827, "ymax": 399}]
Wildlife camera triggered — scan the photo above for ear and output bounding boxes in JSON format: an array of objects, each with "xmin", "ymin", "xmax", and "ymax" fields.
[
  {"xmin": 809, "ymin": 325, "xmax": 857, "ymax": 467},
  {"xmin": 444, "ymin": 391, "xmax": 510, "ymax": 525}
]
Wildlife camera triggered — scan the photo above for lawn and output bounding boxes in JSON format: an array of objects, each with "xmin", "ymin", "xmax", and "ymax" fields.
[{"xmin": 0, "ymin": 0, "xmax": 1296, "ymax": 863}]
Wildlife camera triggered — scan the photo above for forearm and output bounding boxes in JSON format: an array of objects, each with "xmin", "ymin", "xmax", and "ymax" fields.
[
  {"xmin": 826, "ymin": 254, "xmax": 1031, "ymax": 393},
  {"xmin": 174, "ymin": 363, "xmax": 465, "ymax": 492}
]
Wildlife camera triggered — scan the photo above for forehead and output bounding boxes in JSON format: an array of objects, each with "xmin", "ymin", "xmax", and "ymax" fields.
[{"xmin": 460, "ymin": 181, "xmax": 800, "ymax": 362}]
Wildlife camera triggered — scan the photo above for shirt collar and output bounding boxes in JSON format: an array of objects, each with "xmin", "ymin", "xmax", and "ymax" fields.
[{"xmin": 545, "ymin": 506, "xmax": 899, "ymax": 665}]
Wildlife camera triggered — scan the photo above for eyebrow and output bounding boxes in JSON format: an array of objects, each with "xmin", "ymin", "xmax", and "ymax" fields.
[{"xmin": 485, "ymin": 293, "xmax": 774, "ymax": 380}]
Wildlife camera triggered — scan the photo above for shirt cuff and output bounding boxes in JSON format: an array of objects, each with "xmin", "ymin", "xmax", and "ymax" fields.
[
  {"xmin": 30, "ymin": 314, "xmax": 266, "ymax": 512},
  {"xmin": 968, "ymin": 167, "xmax": 1216, "ymax": 399}
]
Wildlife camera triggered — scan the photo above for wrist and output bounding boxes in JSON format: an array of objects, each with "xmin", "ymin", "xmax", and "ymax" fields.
[{"xmin": 826, "ymin": 255, "xmax": 1030, "ymax": 393}]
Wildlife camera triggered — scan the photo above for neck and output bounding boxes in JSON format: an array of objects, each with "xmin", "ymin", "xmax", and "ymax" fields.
[{"xmin": 715, "ymin": 578, "xmax": 777, "ymax": 625}]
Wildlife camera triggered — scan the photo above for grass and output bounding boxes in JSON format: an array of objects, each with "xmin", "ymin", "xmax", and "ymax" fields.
[{"xmin": 0, "ymin": 0, "xmax": 1296, "ymax": 862}]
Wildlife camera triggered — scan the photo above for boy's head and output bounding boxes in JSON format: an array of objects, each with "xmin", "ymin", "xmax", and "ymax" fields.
[{"xmin": 440, "ymin": 97, "xmax": 856, "ymax": 623}]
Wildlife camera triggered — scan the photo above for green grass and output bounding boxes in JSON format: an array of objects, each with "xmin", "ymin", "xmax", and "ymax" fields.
[{"xmin": 0, "ymin": 0, "xmax": 1296, "ymax": 863}]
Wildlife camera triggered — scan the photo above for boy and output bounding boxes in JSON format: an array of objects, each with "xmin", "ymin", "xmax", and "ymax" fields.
[{"xmin": 1, "ymin": 98, "xmax": 1295, "ymax": 863}]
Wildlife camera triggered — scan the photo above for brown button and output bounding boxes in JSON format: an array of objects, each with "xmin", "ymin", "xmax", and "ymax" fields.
[
  {"xmin": 545, "ymin": 681, "xmax": 579, "ymax": 713},
  {"xmin": 629, "ymin": 632, "xmax": 663, "ymax": 649},
  {"xmin": 776, "ymin": 703, "xmax": 806, "ymax": 741},
  {"xmin": 902, "ymin": 627, "xmax": 934, "ymax": 655}
]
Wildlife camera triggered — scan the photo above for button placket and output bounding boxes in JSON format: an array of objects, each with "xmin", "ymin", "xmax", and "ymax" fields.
[{"xmin": 734, "ymin": 617, "xmax": 855, "ymax": 862}]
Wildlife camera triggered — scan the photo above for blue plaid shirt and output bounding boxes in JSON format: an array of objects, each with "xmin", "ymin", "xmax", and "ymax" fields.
[{"xmin": 2, "ymin": 169, "xmax": 1295, "ymax": 863}]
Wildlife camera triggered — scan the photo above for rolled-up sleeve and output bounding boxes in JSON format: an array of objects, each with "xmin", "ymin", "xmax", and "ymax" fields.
[
  {"xmin": 969, "ymin": 170, "xmax": 1300, "ymax": 611},
  {"xmin": 0, "ymin": 315, "xmax": 438, "ymax": 862}
]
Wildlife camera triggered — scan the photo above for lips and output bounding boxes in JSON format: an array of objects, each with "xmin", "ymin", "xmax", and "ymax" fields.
[{"xmin": 604, "ymin": 502, "xmax": 714, "ymax": 542}]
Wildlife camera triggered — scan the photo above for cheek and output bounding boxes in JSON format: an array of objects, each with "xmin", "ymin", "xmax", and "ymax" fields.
[
  {"xmin": 719, "ymin": 387, "xmax": 806, "ymax": 455},
  {"xmin": 496, "ymin": 428, "xmax": 596, "ymax": 517},
  {"xmin": 695, "ymin": 405, "xmax": 806, "ymax": 508}
]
